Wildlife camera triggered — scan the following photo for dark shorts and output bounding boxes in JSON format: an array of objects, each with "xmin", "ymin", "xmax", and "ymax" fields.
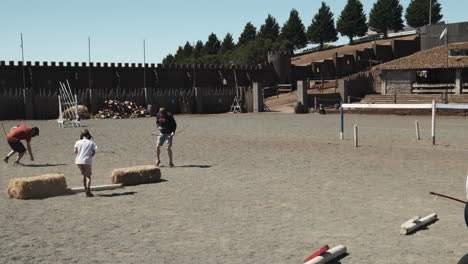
[{"xmin": 8, "ymin": 140, "xmax": 26, "ymax": 153}]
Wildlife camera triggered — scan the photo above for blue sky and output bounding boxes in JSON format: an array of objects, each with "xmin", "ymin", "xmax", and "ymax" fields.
[{"xmin": 0, "ymin": 0, "xmax": 464, "ymax": 64}]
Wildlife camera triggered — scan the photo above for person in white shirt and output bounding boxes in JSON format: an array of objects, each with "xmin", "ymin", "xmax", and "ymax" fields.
[{"xmin": 73, "ymin": 129, "xmax": 97, "ymax": 197}]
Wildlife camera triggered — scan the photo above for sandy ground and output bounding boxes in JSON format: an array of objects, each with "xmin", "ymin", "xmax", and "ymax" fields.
[{"xmin": 2, "ymin": 113, "xmax": 468, "ymax": 263}]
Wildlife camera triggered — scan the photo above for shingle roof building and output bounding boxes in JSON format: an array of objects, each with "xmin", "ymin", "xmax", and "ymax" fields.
[{"xmin": 375, "ymin": 42, "xmax": 468, "ymax": 70}]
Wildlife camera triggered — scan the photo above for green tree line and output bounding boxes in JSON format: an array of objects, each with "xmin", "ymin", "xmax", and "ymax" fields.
[{"xmin": 163, "ymin": 0, "xmax": 443, "ymax": 65}]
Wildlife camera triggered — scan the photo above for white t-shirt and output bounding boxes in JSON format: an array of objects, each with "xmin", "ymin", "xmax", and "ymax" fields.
[{"xmin": 74, "ymin": 139, "xmax": 97, "ymax": 165}]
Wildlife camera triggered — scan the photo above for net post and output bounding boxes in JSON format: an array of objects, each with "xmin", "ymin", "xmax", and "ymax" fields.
[
  {"xmin": 340, "ymin": 101, "xmax": 344, "ymax": 140},
  {"xmin": 431, "ymin": 100, "xmax": 436, "ymax": 145}
]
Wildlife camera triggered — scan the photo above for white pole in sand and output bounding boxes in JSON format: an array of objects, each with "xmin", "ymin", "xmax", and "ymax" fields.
[
  {"xmin": 304, "ymin": 245, "xmax": 347, "ymax": 264},
  {"xmin": 466, "ymin": 175, "xmax": 468, "ymax": 201},
  {"xmin": 354, "ymin": 124, "xmax": 358, "ymax": 147},
  {"xmin": 431, "ymin": 100, "xmax": 436, "ymax": 145},
  {"xmin": 415, "ymin": 120, "xmax": 420, "ymax": 140}
]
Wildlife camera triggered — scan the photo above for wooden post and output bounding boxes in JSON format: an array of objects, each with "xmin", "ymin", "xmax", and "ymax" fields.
[
  {"xmin": 415, "ymin": 120, "xmax": 420, "ymax": 140},
  {"xmin": 432, "ymin": 100, "xmax": 436, "ymax": 145},
  {"xmin": 347, "ymin": 96, "xmax": 351, "ymax": 103},
  {"xmin": 340, "ymin": 102, "xmax": 344, "ymax": 140},
  {"xmin": 252, "ymin": 82, "xmax": 264, "ymax": 113},
  {"xmin": 400, "ymin": 213, "xmax": 437, "ymax": 235},
  {"xmin": 314, "ymin": 97, "xmax": 318, "ymax": 110},
  {"xmin": 354, "ymin": 124, "xmax": 358, "ymax": 147}
]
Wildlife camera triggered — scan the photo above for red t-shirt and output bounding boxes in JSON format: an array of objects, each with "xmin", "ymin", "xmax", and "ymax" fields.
[{"xmin": 6, "ymin": 125, "xmax": 32, "ymax": 142}]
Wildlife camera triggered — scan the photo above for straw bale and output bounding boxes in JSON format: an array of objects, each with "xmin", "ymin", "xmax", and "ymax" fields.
[
  {"xmin": 63, "ymin": 105, "xmax": 90, "ymax": 120},
  {"xmin": 7, "ymin": 174, "xmax": 68, "ymax": 199},
  {"xmin": 110, "ymin": 165, "xmax": 161, "ymax": 186}
]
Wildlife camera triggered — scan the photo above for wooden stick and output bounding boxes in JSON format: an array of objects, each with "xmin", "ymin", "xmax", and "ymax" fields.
[
  {"xmin": 69, "ymin": 183, "xmax": 123, "ymax": 193},
  {"xmin": 430, "ymin": 192, "xmax": 466, "ymax": 204},
  {"xmin": 354, "ymin": 124, "xmax": 358, "ymax": 147},
  {"xmin": 400, "ymin": 213, "xmax": 437, "ymax": 235},
  {"xmin": 304, "ymin": 245, "xmax": 347, "ymax": 264},
  {"xmin": 415, "ymin": 120, "xmax": 420, "ymax": 140},
  {"xmin": 401, "ymin": 216, "xmax": 420, "ymax": 228}
]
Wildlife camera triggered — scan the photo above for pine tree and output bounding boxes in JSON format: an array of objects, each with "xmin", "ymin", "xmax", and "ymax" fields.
[
  {"xmin": 204, "ymin": 33, "xmax": 221, "ymax": 55},
  {"xmin": 220, "ymin": 33, "xmax": 235, "ymax": 54},
  {"xmin": 281, "ymin": 9, "xmax": 307, "ymax": 50},
  {"xmin": 162, "ymin": 54, "xmax": 175, "ymax": 64},
  {"xmin": 258, "ymin": 14, "xmax": 280, "ymax": 41},
  {"xmin": 174, "ymin": 46, "xmax": 184, "ymax": 62},
  {"xmin": 182, "ymin": 42, "xmax": 193, "ymax": 58},
  {"xmin": 405, "ymin": 0, "xmax": 442, "ymax": 28},
  {"xmin": 337, "ymin": 0, "xmax": 368, "ymax": 43},
  {"xmin": 307, "ymin": 2, "xmax": 339, "ymax": 49},
  {"xmin": 369, "ymin": 0, "xmax": 404, "ymax": 38},
  {"xmin": 238, "ymin": 22, "xmax": 257, "ymax": 46},
  {"xmin": 193, "ymin": 41, "xmax": 204, "ymax": 58}
]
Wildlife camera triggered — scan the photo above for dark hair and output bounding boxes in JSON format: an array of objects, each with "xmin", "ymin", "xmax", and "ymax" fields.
[
  {"xmin": 80, "ymin": 129, "xmax": 92, "ymax": 139},
  {"xmin": 159, "ymin": 107, "xmax": 167, "ymax": 114},
  {"xmin": 31, "ymin": 127, "xmax": 39, "ymax": 137}
]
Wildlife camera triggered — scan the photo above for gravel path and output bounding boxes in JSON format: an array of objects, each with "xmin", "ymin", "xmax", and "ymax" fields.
[{"xmin": 1, "ymin": 113, "xmax": 468, "ymax": 263}]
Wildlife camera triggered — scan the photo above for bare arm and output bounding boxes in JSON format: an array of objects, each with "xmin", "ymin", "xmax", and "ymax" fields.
[
  {"xmin": 73, "ymin": 147, "xmax": 78, "ymax": 154},
  {"xmin": 26, "ymin": 141, "xmax": 34, "ymax": 161},
  {"xmin": 91, "ymin": 150, "xmax": 95, "ymax": 157}
]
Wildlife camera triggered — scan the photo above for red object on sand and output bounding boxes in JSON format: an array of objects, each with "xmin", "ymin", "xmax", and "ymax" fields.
[{"xmin": 304, "ymin": 245, "xmax": 329, "ymax": 263}]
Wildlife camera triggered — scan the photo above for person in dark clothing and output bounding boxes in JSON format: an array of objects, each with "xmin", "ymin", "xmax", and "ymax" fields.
[{"xmin": 155, "ymin": 107, "xmax": 177, "ymax": 167}]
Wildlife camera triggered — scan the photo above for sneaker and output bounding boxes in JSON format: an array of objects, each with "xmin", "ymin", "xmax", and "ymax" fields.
[
  {"xmin": 13, "ymin": 161, "xmax": 20, "ymax": 166},
  {"xmin": 2, "ymin": 157, "xmax": 8, "ymax": 164},
  {"xmin": 169, "ymin": 162, "xmax": 174, "ymax": 167},
  {"xmin": 156, "ymin": 160, "xmax": 161, "ymax": 166},
  {"xmin": 85, "ymin": 191, "xmax": 94, "ymax": 197}
]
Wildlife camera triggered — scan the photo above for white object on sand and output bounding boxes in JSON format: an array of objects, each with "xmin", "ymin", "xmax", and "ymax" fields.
[
  {"xmin": 466, "ymin": 176, "xmax": 468, "ymax": 201},
  {"xmin": 401, "ymin": 216, "xmax": 420, "ymax": 229},
  {"xmin": 69, "ymin": 184, "xmax": 123, "ymax": 193},
  {"xmin": 304, "ymin": 245, "xmax": 347, "ymax": 264},
  {"xmin": 400, "ymin": 213, "xmax": 437, "ymax": 235}
]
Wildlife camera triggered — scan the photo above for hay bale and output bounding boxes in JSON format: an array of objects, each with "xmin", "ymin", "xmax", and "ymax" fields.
[
  {"xmin": 7, "ymin": 174, "xmax": 68, "ymax": 199},
  {"xmin": 110, "ymin": 165, "xmax": 161, "ymax": 186},
  {"xmin": 63, "ymin": 105, "xmax": 90, "ymax": 120}
]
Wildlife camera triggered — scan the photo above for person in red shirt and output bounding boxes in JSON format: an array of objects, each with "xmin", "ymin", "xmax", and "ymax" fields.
[{"xmin": 3, "ymin": 125, "xmax": 39, "ymax": 165}]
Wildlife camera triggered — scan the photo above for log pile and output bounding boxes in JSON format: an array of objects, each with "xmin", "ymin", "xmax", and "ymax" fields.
[{"xmin": 95, "ymin": 100, "xmax": 148, "ymax": 119}]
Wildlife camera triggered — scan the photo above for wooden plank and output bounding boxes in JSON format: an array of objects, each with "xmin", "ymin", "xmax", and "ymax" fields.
[
  {"xmin": 412, "ymin": 83, "xmax": 455, "ymax": 88},
  {"xmin": 342, "ymin": 103, "xmax": 432, "ymax": 109},
  {"xmin": 412, "ymin": 89, "xmax": 454, "ymax": 93},
  {"xmin": 436, "ymin": 104, "xmax": 468, "ymax": 110}
]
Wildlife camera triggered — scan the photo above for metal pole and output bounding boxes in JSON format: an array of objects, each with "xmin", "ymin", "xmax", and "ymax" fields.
[
  {"xmin": 88, "ymin": 37, "xmax": 91, "ymax": 89},
  {"xmin": 429, "ymin": 0, "xmax": 432, "ymax": 25},
  {"xmin": 340, "ymin": 101, "xmax": 344, "ymax": 140},
  {"xmin": 431, "ymin": 100, "xmax": 436, "ymax": 145},
  {"xmin": 20, "ymin": 33, "xmax": 25, "ymax": 90},
  {"xmin": 143, "ymin": 39, "xmax": 146, "ymax": 89}
]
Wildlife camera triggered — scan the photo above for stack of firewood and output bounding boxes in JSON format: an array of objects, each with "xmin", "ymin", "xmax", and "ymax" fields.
[{"xmin": 95, "ymin": 100, "xmax": 148, "ymax": 119}]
